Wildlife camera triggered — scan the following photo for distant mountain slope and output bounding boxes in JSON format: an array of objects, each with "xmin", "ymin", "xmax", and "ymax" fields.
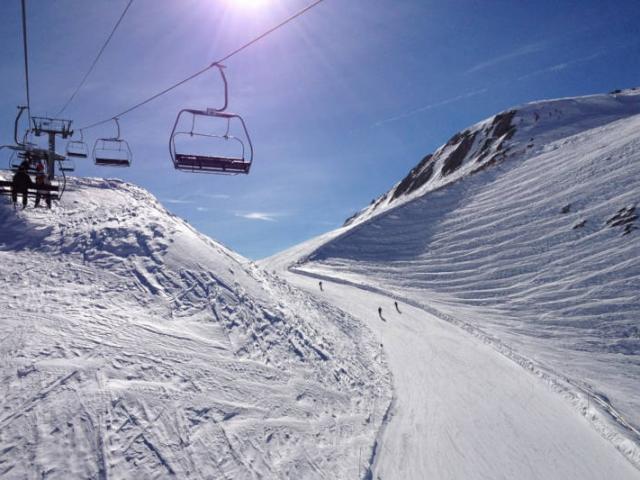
[
  {"xmin": 263, "ymin": 90, "xmax": 640, "ymax": 274},
  {"xmin": 0, "ymin": 177, "xmax": 391, "ymax": 479},
  {"xmin": 345, "ymin": 88, "xmax": 640, "ymax": 227},
  {"xmin": 262, "ymin": 88, "xmax": 640, "ymax": 466}
]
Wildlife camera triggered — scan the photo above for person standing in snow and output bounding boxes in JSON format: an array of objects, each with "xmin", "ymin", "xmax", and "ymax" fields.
[
  {"xmin": 378, "ymin": 306, "xmax": 385, "ymax": 321},
  {"xmin": 11, "ymin": 163, "xmax": 32, "ymax": 209},
  {"xmin": 34, "ymin": 162, "xmax": 51, "ymax": 209},
  {"xmin": 394, "ymin": 301, "xmax": 401, "ymax": 314},
  {"xmin": 319, "ymin": 281, "xmax": 323, "ymax": 291}
]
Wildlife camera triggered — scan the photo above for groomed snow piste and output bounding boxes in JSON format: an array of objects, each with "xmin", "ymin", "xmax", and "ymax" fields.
[{"xmin": 264, "ymin": 89, "xmax": 640, "ymax": 477}]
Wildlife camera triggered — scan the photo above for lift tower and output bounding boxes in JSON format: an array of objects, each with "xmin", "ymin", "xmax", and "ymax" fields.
[{"xmin": 31, "ymin": 117, "xmax": 73, "ymax": 181}]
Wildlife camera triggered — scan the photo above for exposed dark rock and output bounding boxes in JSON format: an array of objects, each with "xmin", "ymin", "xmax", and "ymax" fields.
[
  {"xmin": 444, "ymin": 131, "xmax": 464, "ymax": 148},
  {"xmin": 471, "ymin": 150, "xmax": 509, "ymax": 174},
  {"xmin": 572, "ymin": 219, "xmax": 587, "ymax": 229},
  {"xmin": 343, "ymin": 211, "xmax": 359, "ymax": 227},
  {"xmin": 475, "ymin": 110, "xmax": 517, "ymax": 165},
  {"xmin": 561, "ymin": 204, "xmax": 571, "ymax": 214},
  {"xmin": 475, "ymin": 138, "xmax": 495, "ymax": 163},
  {"xmin": 492, "ymin": 110, "xmax": 517, "ymax": 139},
  {"xmin": 391, "ymin": 154, "xmax": 435, "ymax": 200},
  {"xmin": 606, "ymin": 206, "xmax": 637, "ymax": 228},
  {"xmin": 442, "ymin": 131, "xmax": 478, "ymax": 176},
  {"xmin": 346, "ymin": 109, "xmax": 518, "ymax": 224}
]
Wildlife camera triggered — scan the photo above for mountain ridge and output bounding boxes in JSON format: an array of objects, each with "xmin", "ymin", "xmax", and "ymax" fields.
[
  {"xmin": 262, "ymin": 87, "xmax": 640, "ymax": 469},
  {"xmin": 342, "ymin": 87, "xmax": 640, "ymax": 228}
]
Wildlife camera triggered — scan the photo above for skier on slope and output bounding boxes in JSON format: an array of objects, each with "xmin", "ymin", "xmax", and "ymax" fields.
[
  {"xmin": 11, "ymin": 163, "xmax": 32, "ymax": 209},
  {"xmin": 319, "ymin": 281, "xmax": 323, "ymax": 291},
  {"xmin": 394, "ymin": 301, "xmax": 401, "ymax": 314},
  {"xmin": 378, "ymin": 306, "xmax": 385, "ymax": 321}
]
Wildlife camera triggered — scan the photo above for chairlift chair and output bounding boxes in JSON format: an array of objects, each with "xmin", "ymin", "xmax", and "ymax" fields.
[
  {"xmin": 170, "ymin": 110, "xmax": 253, "ymax": 174},
  {"xmin": 169, "ymin": 64, "xmax": 254, "ymax": 174},
  {"xmin": 9, "ymin": 151, "xmax": 33, "ymax": 172},
  {"xmin": 59, "ymin": 158, "xmax": 75, "ymax": 173},
  {"xmin": 93, "ymin": 119, "xmax": 132, "ymax": 167},
  {"xmin": 9, "ymin": 149, "xmax": 65, "ymax": 175},
  {"xmin": 9, "ymin": 149, "xmax": 41, "ymax": 174},
  {"xmin": 66, "ymin": 130, "xmax": 89, "ymax": 159}
]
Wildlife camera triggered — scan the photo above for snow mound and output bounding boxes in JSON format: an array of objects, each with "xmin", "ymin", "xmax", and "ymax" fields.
[{"xmin": 0, "ymin": 176, "xmax": 391, "ymax": 479}]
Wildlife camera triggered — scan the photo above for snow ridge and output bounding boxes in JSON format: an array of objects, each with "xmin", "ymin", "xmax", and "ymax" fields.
[
  {"xmin": 0, "ymin": 176, "xmax": 392, "ymax": 479},
  {"xmin": 344, "ymin": 88, "xmax": 640, "ymax": 227}
]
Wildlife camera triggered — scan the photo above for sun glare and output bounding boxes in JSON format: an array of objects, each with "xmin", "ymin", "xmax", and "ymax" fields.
[{"xmin": 231, "ymin": 0, "xmax": 268, "ymax": 9}]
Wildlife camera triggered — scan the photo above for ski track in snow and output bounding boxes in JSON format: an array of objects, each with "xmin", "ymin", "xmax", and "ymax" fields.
[
  {"xmin": 281, "ymin": 270, "xmax": 640, "ymax": 479},
  {"xmin": 299, "ymin": 112, "xmax": 640, "ymax": 434},
  {"xmin": 1, "ymin": 89, "xmax": 639, "ymax": 479},
  {"xmin": 0, "ymin": 177, "xmax": 392, "ymax": 479},
  {"xmin": 262, "ymin": 90, "xmax": 640, "ymax": 477}
]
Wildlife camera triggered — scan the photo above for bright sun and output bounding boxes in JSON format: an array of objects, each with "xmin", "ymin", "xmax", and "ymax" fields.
[{"xmin": 232, "ymin": 0, "xmax": 268, "ymax": 8}]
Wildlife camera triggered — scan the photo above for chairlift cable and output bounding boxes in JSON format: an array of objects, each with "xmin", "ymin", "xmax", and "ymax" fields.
[
  {"xmin": 79, "ymin": 0, "xmax": 326, "ymax": 131},
  {"xmin": 20, "ymin": 0, "xmax": 32, "ymax": 126},
  {"xmin": 56, "ymin": 159, "xmax": 67, "ymax": 199},
  {"xmin": 56, "ymin": 0, "xmax": 134, "ymax": 116}
]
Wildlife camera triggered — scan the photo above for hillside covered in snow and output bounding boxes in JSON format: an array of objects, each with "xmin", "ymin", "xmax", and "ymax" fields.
[
  {"xmin": 2, "ymin": 88, "xmax": 640, "ymax": 479},
  {"xmin": 263, "ymin": 88, "xmax": 640, "ymax": 473},
  {"xmin": 0, "ymin": 177, "xmax": 391, "ymax": 479}
]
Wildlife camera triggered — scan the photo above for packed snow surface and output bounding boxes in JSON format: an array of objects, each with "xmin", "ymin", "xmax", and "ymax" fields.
[
  {"xmin": 0, "ymin": 177, "xmax": 391, "ymax": 479},
  {"xmin": 280, "ymin": 272, "xmax": 640, "ymax": 479},
  {"xmin": 2, "ymin": 89, "xmax": 639, "ymax": 479},
  {"xmin": 264, "ymin": 89, "xmax": 640, "ymax": 475}
]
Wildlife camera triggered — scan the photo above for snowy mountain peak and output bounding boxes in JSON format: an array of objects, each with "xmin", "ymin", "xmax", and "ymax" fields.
[
  {"xmin": 345, "ymin": 88, "xmax": 640, "ymax": 226},
  {"xmin": 262, "ymin": 87, "xmax": 640, "ymax": 473}
]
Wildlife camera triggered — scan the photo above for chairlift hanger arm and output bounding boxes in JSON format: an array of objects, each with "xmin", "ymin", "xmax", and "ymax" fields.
[
  {"xmin": 214, "ymin": 64, "xmax": 228, "ymax": 112},
  {"xmin": 14, "ymin": 106, "xmax": 28, "ymax": 146},
  {"xmin": 235, "ymin": 115, "xmax": 253, "ymax": 161},
  {"xmin": 114, "ymin": 118, "xmax": 121, "ymax": 140}
]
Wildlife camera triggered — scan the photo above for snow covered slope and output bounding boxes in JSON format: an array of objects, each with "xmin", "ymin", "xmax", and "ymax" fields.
[
  {"xmin": 263, "ymin": 89, "xmax": 640, "ymax": 472},
  {"xmin": 283, "ymin": 271, "xmax": 640, "ymax": 480},
  {"xmin": 345, "ymin": 88, "xmax": 640, "ymax": 227},
  {"xmin": 0, "ymin": 176, "xmax": 391, "ymax": 479}
]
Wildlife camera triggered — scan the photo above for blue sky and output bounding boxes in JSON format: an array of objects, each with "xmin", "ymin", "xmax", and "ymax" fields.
[{"xmin": 1, "ymin": 0, "xmax": 639, "ymax": 258}]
